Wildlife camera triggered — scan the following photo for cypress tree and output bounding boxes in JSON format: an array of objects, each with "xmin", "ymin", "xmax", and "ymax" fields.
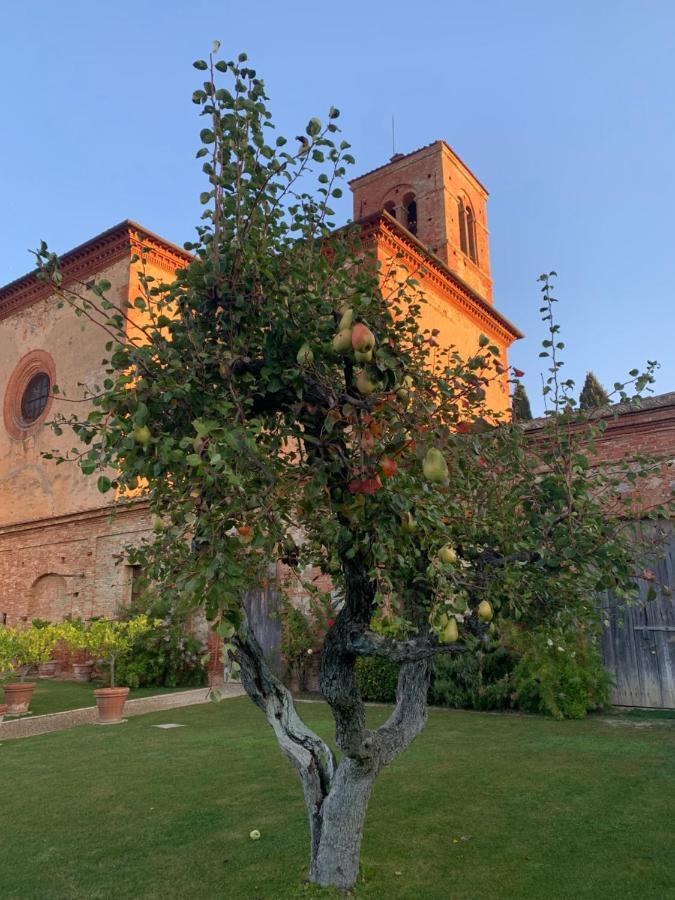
[
  {"xmin": 579, "ymin": 371, "xmax": 609, "ymax": 410},
  {"xmin": 512, "ymin": 380, "xmax": 533, "ymax": 422}
]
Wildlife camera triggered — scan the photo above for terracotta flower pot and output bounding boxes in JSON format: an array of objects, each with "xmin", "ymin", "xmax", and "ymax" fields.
[
  {"xmin": 94, "ymin": 687, "xmax": 130, "ymax": 724},
  {"xmin": 3, "ymin": 682, "xmax": 37, "ymax": 715},
  {"xmin": 72, "ymin": 662, "xmax": 94, "ymax": 682},
  {"xmin": 0, "ymin": 703, "xmax": 8, "ymax": 723},
  {"xmin": 38, "ymin": 661, "xmax": 58, "ymax": 678}
]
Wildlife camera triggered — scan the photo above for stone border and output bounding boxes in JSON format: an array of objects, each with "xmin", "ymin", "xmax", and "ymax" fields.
[{"xmin": 0, "ymin": 683, "xmax": 245, "ymax": 741}]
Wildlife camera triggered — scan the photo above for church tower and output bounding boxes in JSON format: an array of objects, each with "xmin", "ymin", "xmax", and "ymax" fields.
[{"xmin": 349, "ymin": 140, "xmax": 493, "ymax": 303}]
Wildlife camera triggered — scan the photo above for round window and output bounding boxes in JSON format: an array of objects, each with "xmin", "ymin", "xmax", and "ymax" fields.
[
  {"xmin": 3, "ymin": 350, "xmax": 56, "ymax": 439},
  {"xmin": 21, "ymin": 372, "xmax": 51, "ymax": 423}
]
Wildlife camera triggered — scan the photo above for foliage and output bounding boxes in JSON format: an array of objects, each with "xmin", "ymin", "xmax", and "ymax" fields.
[
  {"xmin": 429, "ymin": 624, "xmax": 610, "ymax": 718},
  {"xmin": 510, "ymin": 627, "xmax": 611, "ymax": 719},
  {"xmin": 0, "ymin": 623, "xmax": 63, "ymax": 681},
  {"xmin": 355, "ymin": 656, "xmax": 399, "ymax": 703},
  {"xmin": 579, "ymin": 371, "xmax": 610, "ymax": 410},
  {"xmin": 429, "ymin": 639, "xmax": 515, "ymax": 710},
  {"xmin": 63, "ymin": 617, "xmax": 154, "ymax": 688},
  {"xmin": 114, "ymin": 620, "xmax": 208, "ymax": 689},
  {"xmin": 279, "ymin": 594, "xmax": 337, "ymax": 689},
  {"xmin": 511, "ymin": 380, "xmax": 533, "ymax": 421},
  {"xmin": 33, "ymin": 46, "xmax": 670, "ymax": 889}
]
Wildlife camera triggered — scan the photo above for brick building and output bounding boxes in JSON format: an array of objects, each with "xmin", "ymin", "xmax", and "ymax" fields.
[{"xmin": 0, "ymin": 142, "xmax": 521, "ymax": 640}]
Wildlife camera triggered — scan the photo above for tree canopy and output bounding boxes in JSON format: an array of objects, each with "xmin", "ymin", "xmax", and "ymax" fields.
[{"xmin": 579, "ymin": 371, "xmax": 610, "ymax": 409}]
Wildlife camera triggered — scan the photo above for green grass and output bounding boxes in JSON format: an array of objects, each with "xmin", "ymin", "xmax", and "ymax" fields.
[
  {"xmin": 3, "ymin": 678, "xmax": 197, "ymax": 717},
  {"xmin": 0, "ymin": 700, "xmax": 673, "ymax": 899}
]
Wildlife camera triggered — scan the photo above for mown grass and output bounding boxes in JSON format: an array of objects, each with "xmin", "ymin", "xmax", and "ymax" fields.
[
  {"xmin": 2, "ymin": 678, "xmax": 196, "ymax": 717},
  {"xmin": 1, "ymin": 699, "xmax": 673, "ymax": 899}
]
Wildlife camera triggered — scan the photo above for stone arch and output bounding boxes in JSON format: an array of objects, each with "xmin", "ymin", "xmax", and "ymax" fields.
[{"xmin": 28, "ymin": 574, "xmax": 70, "ymax": 622}]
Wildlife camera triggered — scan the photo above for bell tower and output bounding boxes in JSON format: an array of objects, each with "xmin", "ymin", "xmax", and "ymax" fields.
[{"xmin": 349, "ymin": 140, "xmax": 493, "ymax": 303}]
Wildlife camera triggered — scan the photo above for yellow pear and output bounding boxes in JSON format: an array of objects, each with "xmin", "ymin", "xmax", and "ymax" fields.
[
  {"xmin": 132, "ymin": 425, "xmax": 151, "ymax": 447},
  {"xmin": 401, "ymin": 511, "xmax": 416, "ymax": 533},
  {"xmin": 477, "ymin": 600, "xmax": 493, "ymax": 622}
]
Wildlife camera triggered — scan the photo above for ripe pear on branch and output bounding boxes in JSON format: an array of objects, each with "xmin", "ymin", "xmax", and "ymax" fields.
[
  {"xmin": 296, "ymin": 343, "xmax": 314, "ymax": 366},
  {"xmin": 477, "ymin": 600, "xmax": 494, "ymax": 622},
  {"xmin": 332, "ymin": 328, "xmax": 353, "ymax": 355},
  {"xmin": 351, "ymin": 322, "xmax": 375, "ymax": 354},
  {"xmin": 356, "ymin": 370, "xmax": 377, "ymax": 395},
  {"xmin": 434, "ymin": 612, "xmax": 459, "ymax": 644},
  {"xmin": 423, "ymin": 447, "xmax": 449, "ymax": 484},
  {"xmin": 438, "ymin": 544, "xmax": 458, "ymax": 565},
  {"xmin": 339, "ymin": 307, "xmax": 354, "ymax": 330}
]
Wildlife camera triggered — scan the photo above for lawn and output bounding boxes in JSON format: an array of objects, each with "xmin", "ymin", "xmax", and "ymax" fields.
[
  {"xmin": 3, "ymin": 678, "xmax": 198, "ymax": 717},
  {"xmin": 1, "ymin": 699, "xmax": 673, "ymax": 899}
]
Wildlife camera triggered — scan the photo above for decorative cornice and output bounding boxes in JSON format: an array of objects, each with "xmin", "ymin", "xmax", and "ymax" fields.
[
  {"xmin": 0, "ymin": 220, "xmax": 192, "ymax": 323},
  {"xmin": 357, "ymin": 212, "xmax": 522, "ymax": 344},
  {"xmin": 0, "ymin": 499, "xmax": 150, "ymax": 538}
]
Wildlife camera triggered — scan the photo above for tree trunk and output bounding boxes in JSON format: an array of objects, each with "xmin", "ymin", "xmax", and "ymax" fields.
[{"xmin": 309, "ymin": 757, "xmax": 376, "ymax": 889}]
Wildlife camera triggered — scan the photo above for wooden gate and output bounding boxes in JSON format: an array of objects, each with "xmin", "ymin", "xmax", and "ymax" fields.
[
  {"xmin": 600, "ymin": 523, "xmax": 675, "ymax": 708},
  {"xmin": 244, "ymin": 574, "xmax": 282, "ymax": 675}
]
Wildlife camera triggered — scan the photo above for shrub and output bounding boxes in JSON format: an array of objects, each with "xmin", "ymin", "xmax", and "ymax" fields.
[
  {"xmin": 114, "ymin": 620, "xmax": 208, "ymax": 690},
  {"xmin": 511, "ymin": 630, "xmax": 610, "ymax": 720},
  {"xmin": 429, "ymin": 643, "xmax": 516, "ymax": 711},
  {"xmin": 355, "ymin": 657, "xmax": 399, "ymax": 703}
]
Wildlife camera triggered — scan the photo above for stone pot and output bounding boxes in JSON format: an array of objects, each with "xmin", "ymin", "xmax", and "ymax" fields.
[
  {"xmin": 0, "ymin": 703, "xmax": 8, "ymax": 723},
  {"xmin": 3, "ymin": 682, "xmax": 37, "ymax": 715},
  {"xmin": 72, "ymin": 662, "xmax": 94, "ymax": 682},
  {"xmin": 38, "ymin": 661, "xmax": 58, "ymax": 678},
  {"xmin": 94, "ymin": 687, "xmax": 130, "ymax": 724}
]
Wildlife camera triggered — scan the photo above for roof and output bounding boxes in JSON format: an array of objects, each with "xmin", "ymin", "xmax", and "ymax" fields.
[
  {"xmin": 0, "ymin": 220, "xmax": 192, "ymax": 323},
  {"xmin": 525, "ymin": 391, "xmax": 675, "ymax": 431},
  {"xmin": 349, "ymin": 140, "xmax": 490, "ymax": 196},
  {"xmin": 354, "ymin": 209, "xmax": 523, "ymax": 341}
]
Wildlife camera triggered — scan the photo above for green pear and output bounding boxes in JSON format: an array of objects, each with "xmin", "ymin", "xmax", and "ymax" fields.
[
  {"xmin": 354, "ymin": 348, "xmax": 373, "ymax": 363},
  {"xmin": 332, "ymin": 328, "xmax": 353, "ymax": 354},
  {"xmin": 438, "ymin": 544, "xmax": 458, "ymax": 565},
  {"xmin": 356, "ymin": 370, "xmax": 377, "ymax": 395},
  {"xmin": 439, "ymin": 616, "xmax": 459, "ymax": 644},
  {"xmin": 401, "ymin": 511, "xmax": 416, "ymax": 533},
  {"xmin": 423, "ymin": 447, "xmax": 449, "ymax": 484},
  {"xmin": 339, "ymin": 307, "xmax": 354, "ymax": 330},
  {"xmin": 132, "ymin": 425, "xmax": 151, "ymax": 447},
  {"xmin": 296, "ymin": 343, "xmax": 314, "ymax": 366},
  {"xmin": 477, "ymin": 600, "xmax": 493, "ymax": 622}
]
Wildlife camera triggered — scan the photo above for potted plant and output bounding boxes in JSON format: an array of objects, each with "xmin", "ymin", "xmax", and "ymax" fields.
[
  {"xmin": 61, "ymin": 617, "xmax": 94, "ymax": 681},
  {"xmin": 0, "ymin": 626, "xmax": 17, "ymax": 722},
  {"xmin": 64, "ymin": 616, "xmax": 152, "ymax": 723},
  {"xmin": 1, "ymin": 623, "xmax": 61, "ymax": 715}
]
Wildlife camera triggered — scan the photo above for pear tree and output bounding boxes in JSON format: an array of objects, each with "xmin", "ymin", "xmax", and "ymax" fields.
[{"xmin": 35, "ymin": 48, "xmax": 668, "ymax": 892}]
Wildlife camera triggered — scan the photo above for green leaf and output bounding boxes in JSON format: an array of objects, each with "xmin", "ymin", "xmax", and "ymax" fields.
[
  {"xmin": 97, "ymin": 475, "xmax": 111, "ymax": 493},
  {"xmin": 193, "ymin": 60, "xmax": 208, "ymax": 70}
]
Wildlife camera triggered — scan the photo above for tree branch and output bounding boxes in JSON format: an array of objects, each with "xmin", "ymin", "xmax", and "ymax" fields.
[{"xmin": 349, "ymin": 628, "xmax": 464, "ymax": 662}]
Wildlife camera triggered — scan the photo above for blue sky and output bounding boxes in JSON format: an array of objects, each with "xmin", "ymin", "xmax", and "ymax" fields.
[{"xmin": 2, "ymin": 0, "xmax": 674, "ymax": 413}]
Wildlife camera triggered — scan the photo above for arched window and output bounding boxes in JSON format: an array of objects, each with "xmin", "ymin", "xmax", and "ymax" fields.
[
  {"xmin": 402, "ymin": 193, "xmax": 417, "ymax": 236},
  {"xmin": 458, "ymin": 199, "xmax": 468, "ymax": 254},
  {"xmin": 457, "ymin": 198, "xmax": 478, "ymax": 264},
  {"xmin": 384, "ymin": 201, "xmax": 397, "ymax": 221}
]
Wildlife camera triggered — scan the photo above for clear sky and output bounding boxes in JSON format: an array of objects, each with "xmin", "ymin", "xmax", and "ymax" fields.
[{"xmin": 2, "ymin": 0, "xmax": 674, "ymax": 413}]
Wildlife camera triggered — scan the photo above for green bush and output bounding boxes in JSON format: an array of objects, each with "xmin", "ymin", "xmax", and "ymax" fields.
[
  {"xmin": 355, "ymin": 656, "xmax": 399, "ymax": 703},
  {"xmin": 428, "ymin": 626, "xmax": 610, "ymax": 720},
  {"xmin": 114, "ymin": 620, "xmax": 208, "ymax": 690},
  {"xmin": 429, "ymin": 643, "xmax": 516, "ymax": 711},
  {"xmin": 511, "ymin": 631, "xmax": 610, "ymax": 720}
]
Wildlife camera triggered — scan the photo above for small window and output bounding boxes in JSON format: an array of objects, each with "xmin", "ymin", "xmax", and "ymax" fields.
[
  {"xmin": 458, "ymin": 199, "xmax": 468, "ymax": 254},
  {"xmin": 21, "ymin": 373, "xmax": 51, "ymax": 423},
  {"xmin": 466, "ymin": 206, "xmax": 478, "ymax": 264},
  {"xmin": 402, "ymin": 193, "xmax": 417, "ymax": 236}
]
